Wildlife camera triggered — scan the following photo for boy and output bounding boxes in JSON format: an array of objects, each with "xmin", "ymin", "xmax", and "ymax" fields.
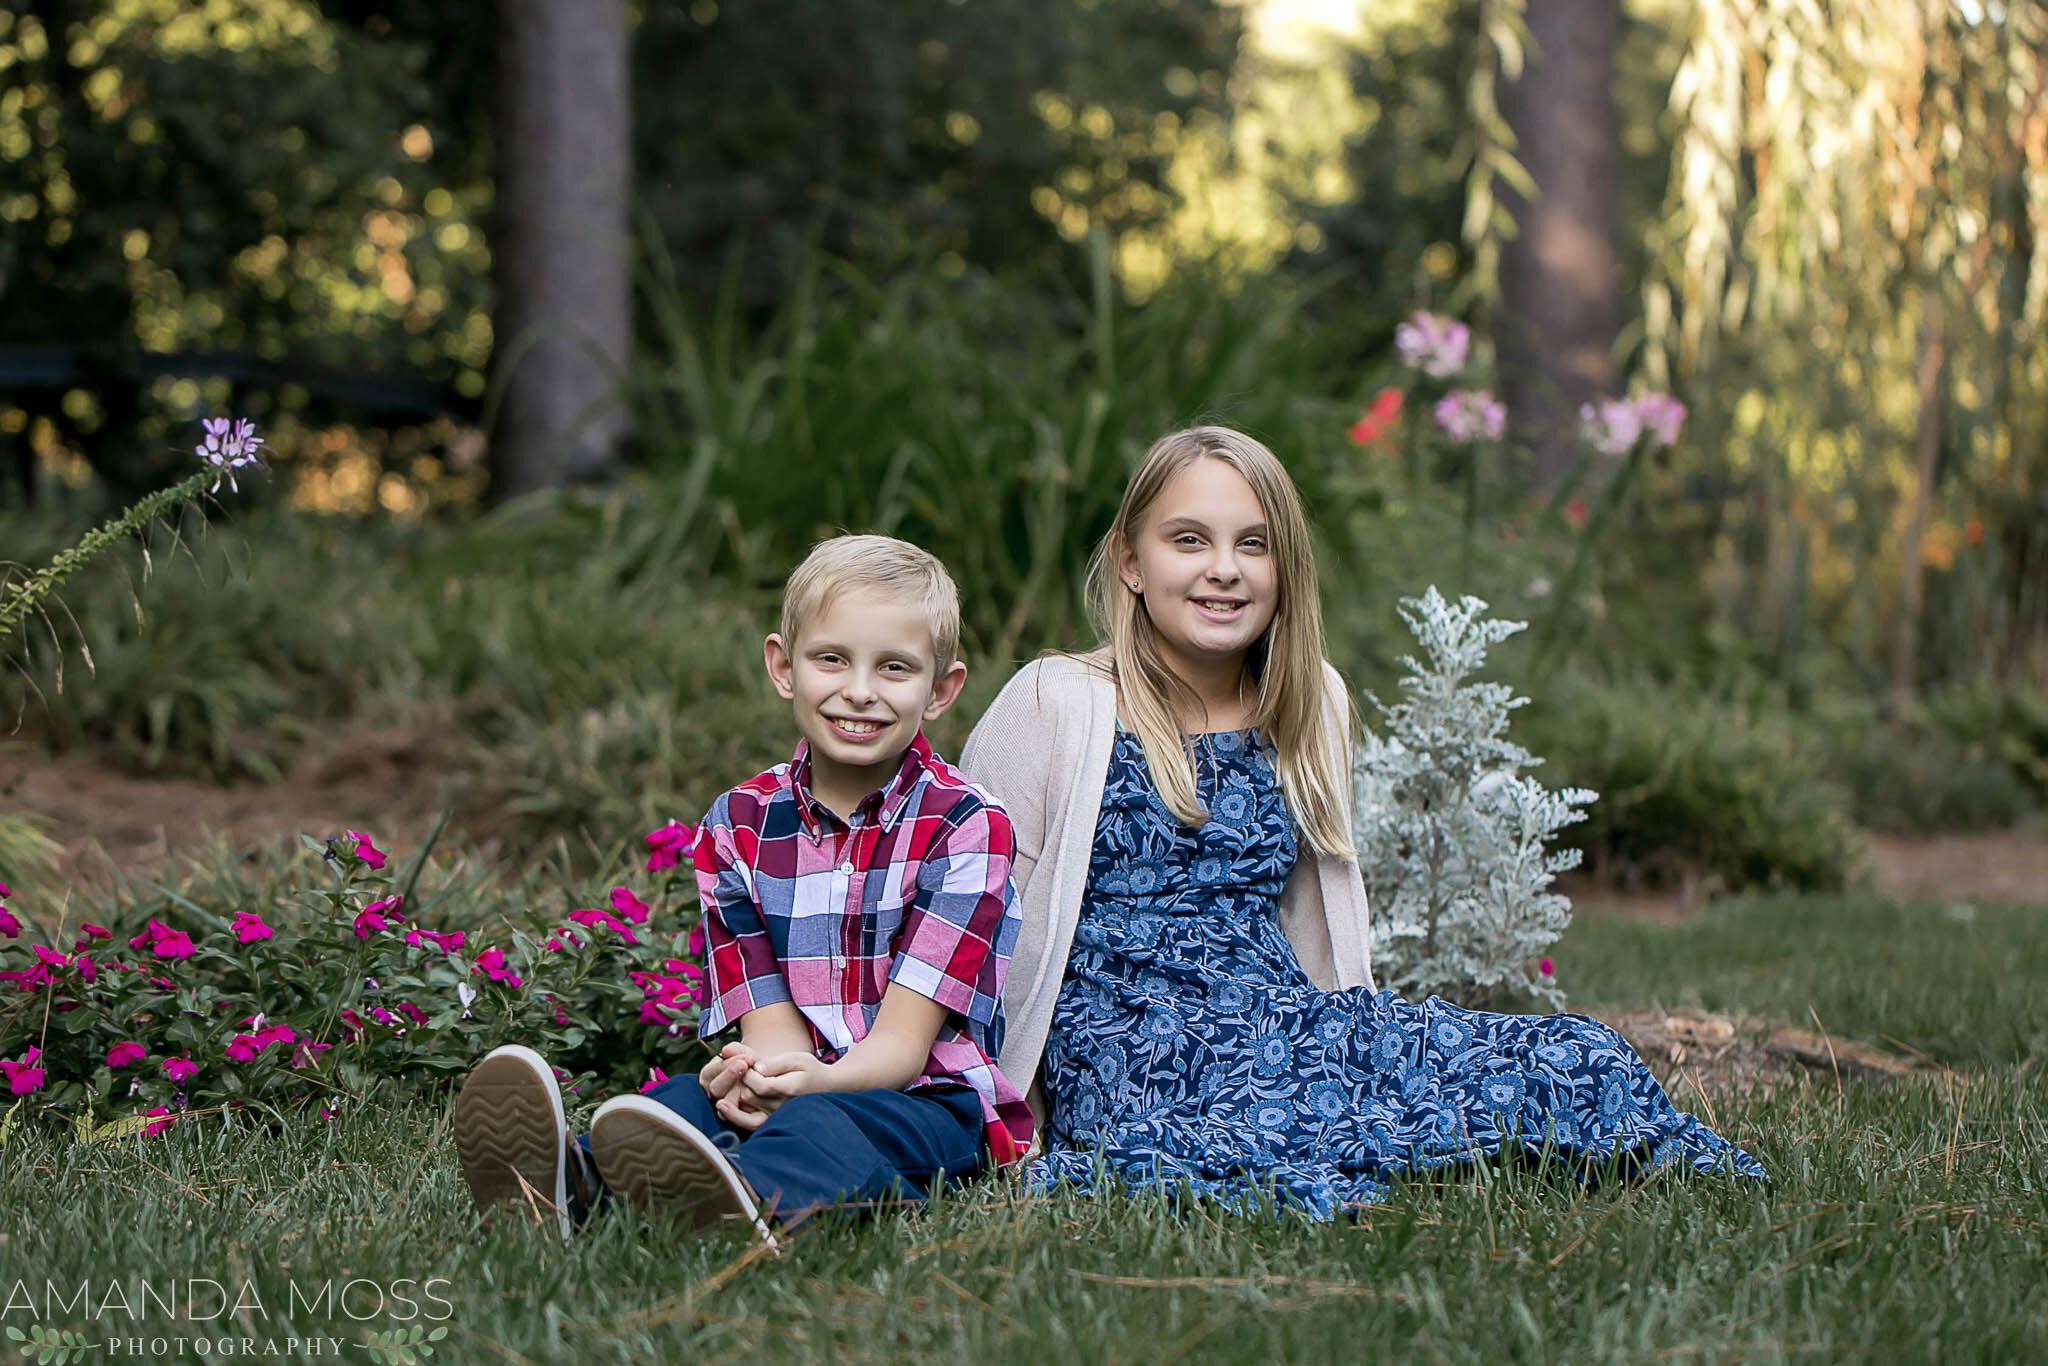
[{"xmin": 452, "ymin": 535, "xmax": 1032, "ymax": 1245}]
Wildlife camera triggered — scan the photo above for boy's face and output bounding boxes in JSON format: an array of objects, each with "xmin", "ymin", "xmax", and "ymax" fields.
[{"xmin": 763, "ymin": 588, "xmax": 966, "ymax": 809}]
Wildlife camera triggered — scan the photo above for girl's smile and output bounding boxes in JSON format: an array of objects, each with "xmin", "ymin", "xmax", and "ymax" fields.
[{"xmin": 1119, "ymin": 456, "xmax": 1279, "ymax": 690}]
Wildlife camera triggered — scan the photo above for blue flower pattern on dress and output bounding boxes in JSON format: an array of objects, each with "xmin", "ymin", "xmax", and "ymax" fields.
[{"xmin": 1033, "ymin": 728, "xmax": 1766, "ymax": 1218}]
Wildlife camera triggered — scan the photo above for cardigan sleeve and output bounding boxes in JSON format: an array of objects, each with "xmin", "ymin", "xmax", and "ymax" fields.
[{"xmin": 958, "ymin": 659, "xmax": 1059, "ymax": 893}]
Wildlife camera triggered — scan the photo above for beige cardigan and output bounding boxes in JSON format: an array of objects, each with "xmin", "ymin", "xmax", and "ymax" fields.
[{"xmin": 959, "ymin": 654, "xmax": 1375, "ymax": 1105}]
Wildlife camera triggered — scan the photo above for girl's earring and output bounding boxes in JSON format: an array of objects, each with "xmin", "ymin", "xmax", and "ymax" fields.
[{"xmin": 1127, "ymin": 579, "xmax": 1142, "ymax": 593}]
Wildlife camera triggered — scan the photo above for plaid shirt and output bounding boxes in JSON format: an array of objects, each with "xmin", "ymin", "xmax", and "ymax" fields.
[{"xmin": 694, "ymin": 733, "xmax": 1033, "ymax": 1164}]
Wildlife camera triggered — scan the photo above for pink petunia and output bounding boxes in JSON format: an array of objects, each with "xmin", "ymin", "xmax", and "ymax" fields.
[
  {"xmin": 1, "ymin": 1046, "xmax": 45, "ymax": 1096},
  {"xmin": 225, "ymin": 1034, "xmax": 261, "ymax": 1062},
  {"xmin": 609, "ymin": 886, "xmax": 652, "ymax": 925},
  {"xmin": 686, "ymin": 923, "xmax": 707, "ymax": 958},
  {"xmin": 353, "ymin": 895, "xmax": 405, "ymax": 939},
  {"xmin": 106, "ymin": 1041, "xmax": 148, "ymax": 1069},
  {"xmin": 32, "ymin": 944, "xmax": 71, "ymax": 970},
  {"xmin": 232, "ymin": 911, "xmax": 275, "ymax": 944},
  {"xmin": 162, "ymin": 1057, "xmax": 199, "ymax": 1083},
  {"xmin": 142, "ymin": 1106, "xmax": 179, "ymax": 1138},
  {"xmin": 78, "ymin": 923, "xmax": 111, "ymax": 941},
  {"xmin": 640, "ymin": 1067, "xmax": 670, "ymax": 1093},
  {"xmin": 0, "ymin": 966, "xmax": 50, "ymax": 992},
  {"xmin": 569, "ymin": 907, "xmax": 639, "ymax": 945},
  {"xmin": 128, "ymin": 918, "xmax": 196, "ymax": 960},
  {"xmin": 404, "ymin": 926, "xmax": 465, "ymax": 956},
  {"xmin": 346, "ymin": 831, "xmax": 388, "ymax": 871},
  {"xmin": 74, "ymin": 954, "xmax": 97, "ymax": 982},
  {"xmin": 644, "ymin": 820, "xmax": 698, "ymax": 873},
  {"xmin": 0, "ymin": 908, "xmax": 21, "ymax": 939}
]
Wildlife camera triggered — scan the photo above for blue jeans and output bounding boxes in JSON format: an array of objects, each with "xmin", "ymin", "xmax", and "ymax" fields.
[{"xmin": 578, "ymin": 1076, "xmax": 986, "ymax": 1225}]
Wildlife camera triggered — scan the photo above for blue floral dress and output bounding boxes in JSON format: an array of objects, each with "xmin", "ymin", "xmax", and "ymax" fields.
[{"xmin": 1031, "ymin": 727, "xmax": 1766, "ymax": 1218}]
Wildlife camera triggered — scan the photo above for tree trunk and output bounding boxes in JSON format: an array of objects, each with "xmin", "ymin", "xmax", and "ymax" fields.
[
  {"xmin": 1888, "ymin": 283, "xmax": 1946, "ymax": 718},
  {"xmin": 1497, "ymin": 0, "xmax": 1622, "ymax": 493},
  {"xmin": 490, "ymin": 0, "xmax": 633, "ymax": 502}
]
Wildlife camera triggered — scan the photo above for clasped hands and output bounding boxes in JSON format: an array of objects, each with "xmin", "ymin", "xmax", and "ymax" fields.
[{"xmin": 697, "ymin": 1042, "xmax": 828, "ymax": 1131}]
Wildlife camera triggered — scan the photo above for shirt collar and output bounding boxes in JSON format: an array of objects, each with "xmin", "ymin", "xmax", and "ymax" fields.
[{"xmin": 782, "ymin": 733, "xmax": 933, "ymax": 838}]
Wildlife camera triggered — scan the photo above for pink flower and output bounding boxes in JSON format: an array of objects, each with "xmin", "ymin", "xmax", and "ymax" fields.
[
  {"xmin": 404, "ymin": 926, "xmax": 465, "ymax": 955},
  {"xmin": 107, "ymin": 1041, "xmax": 148, "ymax": 1068},
  {"xmin": 1578, "ymin": 397, "xmax": 1643, "ymax": 457},
  {"xmin": 142, "ymin": 1106, "xmax": 179, "ymax": 1138},
  {"xmin": 74, "ymin": 954, "xmax": 97, "ymax": 982},
  {"xmin": 609, "ymin": 886, "xmax": 651, "ymax": 925},
  {"xmin": 686, "ymin": 923, "xmax": 707, "ymax": 958},
  {"xmin": 1431, "ymin": 389, "xmax": 1507, "ymax": 445},
  {"xmin": 640, "ymin": 1067, "xmax": 670, "ymax": 1093},
  {"xmin": 569, "ymin": 907, "xmax": 639, "ymax": 945},
  {"xmin": 32, "ymin": 944, "xmax": 71, "ymax": 970},
  {"xmin": 290, "ymin": 1038, "xmax": 332, "ymax": 1070},
  {"xmin": 232, "ymin": 911, "xmax": 275, "ymax": 943},
  {"xmin": 473, "ymin": 947, "xmax": 523, "ymax": 987},
  {"xmin": 354, "ymin": 895, "xmax": 404, "ymax": 938},
  {"xmin": 225, "ymin": 1034, "xmax": 262, "ymax": 1062},
  {"xmin": 0, "ymin": 966, "xmax": 50, "ymax": 992},
  {"xmin": 162, "ymin": 1057, "xmax": 199, "ymax": 1083},
  {"xmin": 0, "ymin": 908, "xmax": 20, "ymax": 939},
  {"xmin": 78, "ymin": 923, "xmax": 111, "ymax": 941},
  {"xmin": 1539, "ymin": 957, "xmax": 1556, "ymax": 979},
  {"xmin": 544, "ymin": 928, "xmax": 583, "ymax": 953},
  {"xmin": 128, "ymin": 918, "xmax": 196, "ymax": 960},
  {"xmin": 1, "ymin": 1046, "xmax": 46, "ymax": 1096},
  {"xmin": 346, "ymin": 831, "xmax": 387, "ymax": 871},
  {"xmin": 1632, "ymin": 393, "xmax": 1686, "ymax": 447},
  {"xmin": 644, "ymin": 820, "xmax": 699, "ymax": 873},
  {"xmin": 1394, "ymin": 311, "xmax": 1471, "ymax": 377}
]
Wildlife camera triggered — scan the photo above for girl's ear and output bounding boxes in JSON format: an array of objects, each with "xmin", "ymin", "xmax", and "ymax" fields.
[
  {"xmin": 1113, "ymin": 532, "xmax": 1141, "ymax": 591},
  {"xmin": 762, "ymin": 633, "xmax": 798, "ymax": 701},
  {"xmin": 923, "ymin": 660, "xmax": 969, "ymax": 721}
]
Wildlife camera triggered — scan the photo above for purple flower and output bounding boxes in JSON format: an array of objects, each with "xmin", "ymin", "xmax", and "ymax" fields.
[
  {"xmin": 644, "ymin": 820, "xmax": 698, "ymax": 873},
  {"xmin": 232, "ymin": 911, "xmax": 275, "ymax": 944},
  {"xmin": 194, "ymin": 417, "xmax": 266, "ymax": 495},
  {"xmin": 0, "ymin": 894, "xmax": 17, "ymax": 939},
  {"xmin": 107, "ymin": 1041, "xmax": 148, "ymax": 1068},
  {"xmin": 162, "ymin": 1057, "xmax": 199, "ymax": 1083},
  {"xmin": 1632, "ymin": 392, "xmax": 1686, "ymax": 447},
  {"xmin": 1432, "ymin": 389, "xmax": 1507, "ymax": 445},
  {"xmin": 1394, "ymin": 311, "xmax": 1471, "ymax": 378},
  {"xmin": 353, "ymin": 895, "xmax": 404, "ymax": 939}
]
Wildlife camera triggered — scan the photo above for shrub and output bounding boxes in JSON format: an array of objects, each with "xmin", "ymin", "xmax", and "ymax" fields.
[
  {"xmin": 0, "ymin": 823, "xmax": 710, "ymax": 1135},
  {"xmin": 1351, "ymin": 589, "xmax": 1594, "ymax": 1009}
]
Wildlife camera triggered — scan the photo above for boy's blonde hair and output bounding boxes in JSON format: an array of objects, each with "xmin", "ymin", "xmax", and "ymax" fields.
[
  {"xmin": 1083, "ymin": 426, "xmax": 1355, "ymax": 858},
  {"xmin": 781, "ymin": 534, "xmax": 962, "ymax": 673}
]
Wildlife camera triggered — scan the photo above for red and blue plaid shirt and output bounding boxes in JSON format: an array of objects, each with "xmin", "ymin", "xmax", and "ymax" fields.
[{"xmin": 694, "ymin": 732, "xmax": 1033, "ymax": 1164}]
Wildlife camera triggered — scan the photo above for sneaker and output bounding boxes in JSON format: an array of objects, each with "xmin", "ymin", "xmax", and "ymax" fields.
[
  {"xmin": 588, "ymin": 1095, "xmax": 777, "ymax": 1248},
  {"xmin": 452, "ymin": 1044, "xmax": 572, "ymax": 1237}
]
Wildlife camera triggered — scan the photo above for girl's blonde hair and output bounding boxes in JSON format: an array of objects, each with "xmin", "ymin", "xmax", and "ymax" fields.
[{"xmin": 1083, "ymin": 426, "xmax": 1355, "ymax": 858}]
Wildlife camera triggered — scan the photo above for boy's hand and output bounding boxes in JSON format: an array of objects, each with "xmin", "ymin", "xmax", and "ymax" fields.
[
  {"xmin": 721, "ymin": 1052, "xmax": 828, "ymax": 1129},
  {"xmin": 698, "ymin": 1041, "xmax": 758, "ymax": 1102}
]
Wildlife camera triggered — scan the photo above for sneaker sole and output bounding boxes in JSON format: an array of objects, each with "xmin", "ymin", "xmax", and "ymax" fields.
[
  {"xmin": 589, "ymin": 1097, "xmax": 773, "ymax": 1244},
  {"xmin": 452, "ymin": 1044, "xmax": 569, "ymax": 1237}
]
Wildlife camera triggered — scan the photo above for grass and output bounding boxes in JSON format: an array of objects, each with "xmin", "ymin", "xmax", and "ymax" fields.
[{"xmin": 4, "ymin": 891, "xmax": 2043, "ymax": 1364}]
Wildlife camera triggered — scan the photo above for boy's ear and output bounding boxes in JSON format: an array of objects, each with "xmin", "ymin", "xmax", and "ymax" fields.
[
  {"xmin": 922, "ymin": 659, "xmax": 969, "ymax": 721},
  {"xmin": 763, "ymin": 633, "xmax": 797, "ymax": 701}
]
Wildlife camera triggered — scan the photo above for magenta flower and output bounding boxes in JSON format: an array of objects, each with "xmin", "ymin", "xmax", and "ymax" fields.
[
  {"xmin": 687, "ymin": 922, "xmax": 707, "ymax": 957},
  {"xmin": 128, "ymin": 918, "xmax": 197, "ymax": 960},
  {"xmin": 609, "ymin": 887, "xmax": 651, "ymax": 925},
  {"xmin": 544, "ymin": 928, "xmax": 583, "ymax": 953},
  {"xmin": 142, "ymin": 1105, "xmax": 180, "ymax": 1138},
  {"xmin": 162, "ymin": 1057, "xmax": 199, "ymax": 1083},
  {"xmin": 353, "ymin": 895, "xmax": 405, "ymax": 939},
  {"xmin": 289, "ymin": 1038, "xmax": 332, "ymax": 1070},
  {"xmin": 74, "ymin": 954, "xmax": 97, "ymax": 982},
  {"xmin": 1394, "ymin": 311, "xmax": 1471, "ymax": 378},
  {"xmin": 1, "ymin": 1046, "xmax": 46, "ymax": 1096},
  {"xmin": 1539, "ymin": 957, "xmax": 1557, "ymax": 979},
  {"xmin": 640, "ymin": 1067, "xmax": 670, "ymax": 1093},
  {"xmin": 569, "ymin": 906, "xmax": 639, "ymax": 945},
  {"xmin": 0, "ymin": 966, "xmax": 50, "ymax": 992},
  {"xmin": 107, "ymin": 1041, "xmax": 148, "ymax": 1069},
  {"xmin": 345, "ymin": 831, "xmax": 388, "ymax": 871},
  {"xmin": 32, "ymin": 944, "xmax": 71, "ymax": 971},
  {"xmin": 0, "ymin": 908, "xmax": 20, "ymax": 940},
  {"xmin": 232, "ymin": 911, "xmax": 275, "ymax": 944},
  {"xmin": 78, "ymin": 923, "xmax": 111, "ymax": 941},
  {"xmin": 404, "ymin": 926, "xmax": 465, "ymax": 955},
  {"xmin": 644, "ymin": 820, "xmax": 699, "ymax": 873},
  {"xmin": 225, "ymin": 1034, "xmax": 261, "ymax": 1062},
  {"xmin": 473, "ymin": 947, "xmax": 524, "ymax": 987}
]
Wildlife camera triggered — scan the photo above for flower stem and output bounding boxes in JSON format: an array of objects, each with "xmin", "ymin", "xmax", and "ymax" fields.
[{"xmin": 0, "ymin": 468, "xmax": 219, "ymax": 645}]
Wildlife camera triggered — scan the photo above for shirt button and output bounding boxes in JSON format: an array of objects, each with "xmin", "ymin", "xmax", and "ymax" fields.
[{"xmin": 840, "ymin": 861, "xmax": 853, "ymax": 874}]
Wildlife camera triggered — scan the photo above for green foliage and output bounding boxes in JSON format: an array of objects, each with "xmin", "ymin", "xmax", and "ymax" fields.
[
  {"xmin": 1820, "ymin": 697, "xmax": 2044, "ymax": 835},
  {"xmin": 1521, "ymin": 676, "xmax": 1864, "ymax": 895}
]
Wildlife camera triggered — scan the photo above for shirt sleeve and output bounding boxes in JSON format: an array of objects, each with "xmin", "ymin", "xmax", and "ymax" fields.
[
  {"xmin": 693, "ymin": 796, "xmax": 794, "ymax": 1036},
  {"xmin": 886, "ymin": 799, "xmax": 1019, "ymax": 1035}
]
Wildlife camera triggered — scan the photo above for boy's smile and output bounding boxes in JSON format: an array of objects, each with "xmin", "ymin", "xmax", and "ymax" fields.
[{"xmin": 764, "ymin": 589, "xmax": 966, "ymax": 817}]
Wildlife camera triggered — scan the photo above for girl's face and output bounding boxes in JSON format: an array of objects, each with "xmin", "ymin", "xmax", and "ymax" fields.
[{"xmin": 1119, "ymin": 456, "xmax": 1280, "ymax": 679}]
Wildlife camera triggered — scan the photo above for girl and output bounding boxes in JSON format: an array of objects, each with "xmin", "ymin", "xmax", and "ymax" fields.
[{"xmin": 959, "ymin": 426, "xmax": 1763, "ymax": 1216}]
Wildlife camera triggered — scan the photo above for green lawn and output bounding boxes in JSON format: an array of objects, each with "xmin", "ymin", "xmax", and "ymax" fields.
[{"xmin": 4, "ymin": 893, "xmax": 2044, "ymax": 1365}]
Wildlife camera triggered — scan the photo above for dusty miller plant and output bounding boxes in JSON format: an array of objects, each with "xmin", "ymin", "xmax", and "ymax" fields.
[{"xmin": 1352, "ymin": 587, "xmax": 1595, "ymax": 1010}]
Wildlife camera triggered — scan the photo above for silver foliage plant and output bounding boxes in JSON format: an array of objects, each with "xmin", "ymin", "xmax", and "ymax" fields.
[{"xmin": 1351, "ymin": 588, "xmax": 1596, "ymax": 1010}]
